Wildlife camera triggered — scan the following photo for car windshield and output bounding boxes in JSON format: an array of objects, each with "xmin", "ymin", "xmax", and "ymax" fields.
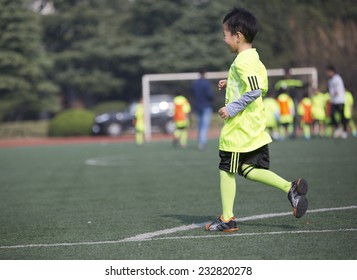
[
  {"xmin": 127, "ymin": 99, "xmax": 174, "ymax": 116},
  {"xmin": 128, "ymin": 103, "xmax": 138, "ymax": 116},
  {"xmin": 151, "ymin": 101, "xmax": 172, "ymax": 114}
]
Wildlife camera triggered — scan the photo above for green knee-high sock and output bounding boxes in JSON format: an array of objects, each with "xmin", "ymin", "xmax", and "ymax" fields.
[
  {"xmin": 302, "ymin": 124, "xmax": 311, "ymax": 139},
  {"xmin": 174, "ymin": 129, "xmax": 180, "ymax": 139},
  {"xmin": 288, "ymin": 123, "xmax": 294, "ymax": 136},
  {"xmin": 220, "ymin": 170, "xmax": 236, "ymax": 220},
  {"xmin": 136, "ymin": 131, "xmax": 144, "ymax": 145},
  {"xmin": 279, "ymin": 126, "xmax": 286, "ymax": 139},
  {"xmin": 180, "ymin": 129, "xmax": 188, "ymax": 146},
  {"xmin": 242, "ymin": 164, "xmax": 291, "ymax": 193},
  {"xmin": 325, "ymin": 123, "xmax": 332, "ymax": 138},
  {"xmin": 349, "ymin": 119, "xmax": 357, "ymax": 135}
]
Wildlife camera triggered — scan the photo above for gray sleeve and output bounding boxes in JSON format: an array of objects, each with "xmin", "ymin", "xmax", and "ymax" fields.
[{"xmin": 226, "ymin": 89, "xmax": 262, "ymax": 117}]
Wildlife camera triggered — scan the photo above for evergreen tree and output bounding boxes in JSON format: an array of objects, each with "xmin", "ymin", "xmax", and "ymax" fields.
[
  {"xmin": 1, "ymin": 0, "xmax": 355, "ymax": 117},
  {"xmin": 0, "ymin": 0, "xmax": 59, "ymax": 121},
  {"xmin": 42, "ymin": 0, "xmax": 129, "ymax": 107}
]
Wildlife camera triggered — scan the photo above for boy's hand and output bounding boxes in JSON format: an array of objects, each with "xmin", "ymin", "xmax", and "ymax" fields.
[
  {"xmin": 218, "ymin": 107, "xmax": 229, "ymax": 120},
  {"xmin": 218, "ymin": 79, "xmax": 227, "ymax": 91}
]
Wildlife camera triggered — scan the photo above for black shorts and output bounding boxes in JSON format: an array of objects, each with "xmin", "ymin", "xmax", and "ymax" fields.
[{"xmin": 219, "ymin": 145, "xmax": 270, "ymax": 176}]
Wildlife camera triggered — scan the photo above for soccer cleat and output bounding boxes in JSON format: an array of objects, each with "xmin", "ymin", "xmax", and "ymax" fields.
[
  {"xmin": 205, "ymin": 216, "xmax": 239, "ymax": 232},
  {"xmin": 288, "ymin": 178, "xmax": 309, "ymax": 218}
]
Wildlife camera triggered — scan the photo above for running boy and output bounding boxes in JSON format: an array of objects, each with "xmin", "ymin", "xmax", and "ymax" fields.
[{"xmin": 205, "ymin": 7, "xmax": 309, "ymax": 232}]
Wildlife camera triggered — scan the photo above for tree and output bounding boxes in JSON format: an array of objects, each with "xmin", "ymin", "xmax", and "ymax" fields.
[
  {"xmin": 2, "ymin": 0, "xmax": 355, "ymax": 118},
  {"xmin": 42, "ymin": 0, "xmax": 129, "ymax": 107},
  {"xmin": 0, "ymin": 0, "xmax": 59, "ymax": 121}
]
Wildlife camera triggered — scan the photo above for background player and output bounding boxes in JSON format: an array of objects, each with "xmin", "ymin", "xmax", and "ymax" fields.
[{"xmin": 172, "ymin": 94, "xmax": 191, "ymax": 147}]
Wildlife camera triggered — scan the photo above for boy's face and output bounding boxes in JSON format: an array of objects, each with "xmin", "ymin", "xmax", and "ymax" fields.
[{"xmin": 223, "ymin": 23, "xmax": 239, "ymax": 53}]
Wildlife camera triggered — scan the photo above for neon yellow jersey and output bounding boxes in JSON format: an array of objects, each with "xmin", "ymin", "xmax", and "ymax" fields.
[
  {"xmin": 311, "ymin": 92, "xmax": 326, "ymax": 121},
  {"xmin": 135, "ymin": 103, "xmax": 144, "ymax": 132},
  {"xmin": 219, "ymin": 48, "xmax": 272, "ymax": 153},
  {"xmin": 173, "ymin": 95, "xmax": 191, "ymax": 127},
  {"xmin": 274, "ymin": 78, "xmax": 304, "ymax": 91},
  {"xmin": 277, "ymin": 93, "xmax": 294, "ymax": 124},
  {"xmin": 344, "ymin": 91, "xmax": 354, "ymax": 119},
  {"xmin": 263, "ymin": 97, "xmax": 280, "ymax": 128}
]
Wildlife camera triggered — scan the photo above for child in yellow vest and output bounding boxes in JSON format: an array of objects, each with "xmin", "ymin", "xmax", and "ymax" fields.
[
  {"xmin": 134, "ymin": 99, "xmax": 144, "ymax": 146},
  {"xmin": 263, "ymin": 96, "xmax": 280, "ymax": 140},
  {"xmin": 298, "ymin": 96, "xmax": 313, "ymax": 140},
  {"xmin": 324, "ymin": 93, "xmax": 333, "ymax": 138},
  {"xmin": 344, "ymin": 90, "xmax": 357, "ymax": 137},
  {"xmin": 277, "ymin": 93, "xmax": 295, "ymax": 140},
  {"xmin": 173, "ymin": 95, "xmax": 191, "ymax": 147},
  {"xmin": 311, "ymin": 89, "xmax": 327, "ymax": 137}
]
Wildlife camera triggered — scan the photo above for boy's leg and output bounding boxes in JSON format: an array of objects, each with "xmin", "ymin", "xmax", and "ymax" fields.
[
  {"xmin": 302, "ymin": 123, "xmax": 311, "ymax": 140},
  {"xmin": 199, "ymin": 107, "xmax": 212, "ymax": 149},
  {"xmin": 180, "ymin": 128, "xmax": 188, "ymax": 147},
  {"xmin": 220, "ymin": 170, "xmax": 236, "ymax": 220},
  {"xmin": 173, "ymin": 128, "xmax": 180, "ymax": 146},
  {"xmin": 325, "ymin": 121, "xmax": 332, "ymax": 138},
  {"xmin": 136, "ymin": 130, "xmax": 144, "ymax": 145},
  {"xmin": 348, "ymin": 119, "xmax": 357, "ymax": 137},
  {"xmin": 206, "ymin": 151, "xmax": 239, "ymax": 232},
  {"xmin": 205, "ymin": 170, "xmax": 238, "ymax": 232},
  {"xmin": 272, "ymin": 125, "xmax": 280, "ymax": 140},
  {"xmin": 242, "ymin": 164, "xmax": 291, "ymax": 193},
  {"xmin": 242, "ymin": 164, "xmax": 308, "ymax": 218},
  {"xmin": 319, "ymin": 120, "xmax": 325, "ymax": 137},
  {"xmin": 240, "ymin": 145, "xmax": 308, "ymax": 218},
  {"xmin": 279, "ymin": 124, "xmax": 286, "ymax": 140},
  {"xmin": 288, "ymin": 123, "xmax": 294, "ymax": 137}
]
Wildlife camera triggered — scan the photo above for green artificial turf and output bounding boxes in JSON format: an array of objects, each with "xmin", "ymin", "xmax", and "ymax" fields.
[{"xmin": 0, "ymin": 137, "xmax": 356, "ymax": 259}]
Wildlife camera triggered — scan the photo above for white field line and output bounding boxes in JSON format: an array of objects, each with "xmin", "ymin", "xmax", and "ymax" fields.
[
  {"xmin": 147, "ymin": 228, "xmax": 357, "ymax": 242},
  {"xmin": 0, "ymin": 205, "xmax": 356, "ymax": 250},
  {"xmin": 122, "ymin": 205, "xmax": 357, "ymax": 242}
]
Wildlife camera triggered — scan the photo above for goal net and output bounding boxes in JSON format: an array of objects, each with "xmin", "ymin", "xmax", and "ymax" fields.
[{"xmin": 142, "ymin": 67, "xmax": 318, "ymax": 141}]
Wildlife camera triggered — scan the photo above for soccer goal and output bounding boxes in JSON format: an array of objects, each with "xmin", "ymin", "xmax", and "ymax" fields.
[{"xmin": 142, "ymin": 67, "xmax": 318, "ymax": 141}]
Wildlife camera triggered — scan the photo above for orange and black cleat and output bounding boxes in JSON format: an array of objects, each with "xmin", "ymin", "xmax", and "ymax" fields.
[{"xmin": 205, "ymin": 216, "xmax": 239, "ymax": 232}]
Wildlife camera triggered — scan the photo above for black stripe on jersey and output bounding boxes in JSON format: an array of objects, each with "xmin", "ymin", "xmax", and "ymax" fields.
[{"xmin": 248, "ymin": 76, "xmax": 259, "ymax": 90}]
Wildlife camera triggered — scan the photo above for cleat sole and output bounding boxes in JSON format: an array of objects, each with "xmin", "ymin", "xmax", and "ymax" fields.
[
  {"xmin": 223, "ymin": 227, "xmax": 239, "ymax": 232},
  {"xmin": 294, "ymin": 196, "xmax": 308, "ymax": 218}
]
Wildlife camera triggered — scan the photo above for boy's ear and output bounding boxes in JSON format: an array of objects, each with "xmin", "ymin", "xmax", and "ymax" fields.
[{"xmin": 236, "ymin": 32, "xmax": 241, "ymax": 43}]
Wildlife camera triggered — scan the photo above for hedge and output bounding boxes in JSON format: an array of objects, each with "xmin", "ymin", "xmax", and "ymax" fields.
[
  {"xmin": 48, "ymin": 109, "xmax": 95, "ymax": 137},
  {"xmin": 0, "ymin": 121, "xmax": 49, "ymax": 138}
]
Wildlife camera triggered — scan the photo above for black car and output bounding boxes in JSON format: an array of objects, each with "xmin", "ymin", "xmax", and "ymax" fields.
[{"xmin": 92, "ymin": 94, "xmax": 176, "ymax": 136}]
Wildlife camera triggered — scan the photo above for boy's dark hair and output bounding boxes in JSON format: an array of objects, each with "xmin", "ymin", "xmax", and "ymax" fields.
[{"xmin": 223, "ymin": 7, "xmax": 259, "ymax": 43}]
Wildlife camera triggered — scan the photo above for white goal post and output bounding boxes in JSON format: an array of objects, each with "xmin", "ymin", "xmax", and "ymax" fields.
[{"xmin": 142, "ymin": 67, "xmax": 318, "ymax": 141}]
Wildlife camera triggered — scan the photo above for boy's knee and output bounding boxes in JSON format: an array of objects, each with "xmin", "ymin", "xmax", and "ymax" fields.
[{"xmin": 240, "ymin": 164, "xmax": 256, "ymax": 178}]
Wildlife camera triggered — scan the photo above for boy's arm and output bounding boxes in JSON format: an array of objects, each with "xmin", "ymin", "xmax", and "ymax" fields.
[{"xmin": 226, "ymin": 89, "xmax": 262, "ymax": 117}]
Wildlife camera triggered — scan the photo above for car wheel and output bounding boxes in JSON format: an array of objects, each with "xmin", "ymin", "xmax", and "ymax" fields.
[
  {"xmin": 163, "ymin": 120, "xmax": 176, "ymax": 134},
  {"xmin": 106, "ymin": 122, "xmax": 123, "ymax": 136}
]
